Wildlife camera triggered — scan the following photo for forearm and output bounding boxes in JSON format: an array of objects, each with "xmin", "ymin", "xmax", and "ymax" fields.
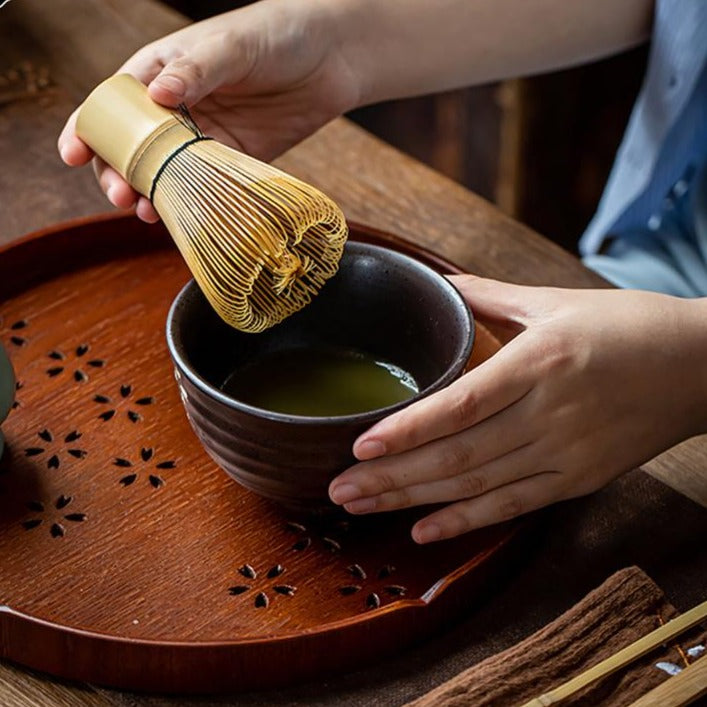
[{"xmin": 332, "ymin": 0, "xmax": 653, "ymax": 105}]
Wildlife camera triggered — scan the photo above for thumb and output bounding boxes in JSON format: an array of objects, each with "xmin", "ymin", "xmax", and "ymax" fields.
[{"xmin": 147, "ymin": 41, "xmax": 233, "ymax": 107}]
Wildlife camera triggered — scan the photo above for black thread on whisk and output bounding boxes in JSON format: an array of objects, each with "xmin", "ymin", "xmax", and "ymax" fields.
[
  {"xmin": 174, "ymin": 103, "xmax": 205, "ymax": 137},
  {"xmin": 149, "ymin": 104, "xmax": 212, "ymax": 203},
  {"xmin": 149, "ymin": 135, "xmax": 212, "ymax": 203}
]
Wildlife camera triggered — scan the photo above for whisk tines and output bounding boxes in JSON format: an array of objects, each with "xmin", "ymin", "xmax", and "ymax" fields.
[
  {"xmin": 273, "ymin": 253, "xmax": 315, "ymax": 296},
  {"xmin": 75, "ymin": 74, "xmax": 348, "ymax": 334}
]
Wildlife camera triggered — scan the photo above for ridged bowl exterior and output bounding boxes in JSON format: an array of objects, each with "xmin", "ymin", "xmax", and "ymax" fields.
[
  {"xmin": 167, "ymin": 242, "xmax": 474, "ymax": 512},
  {"xmin": 175, "ymin": 367, "xmax": 381, "ymax": 512}
]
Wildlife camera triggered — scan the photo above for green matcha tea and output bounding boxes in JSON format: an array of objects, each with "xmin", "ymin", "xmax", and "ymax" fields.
[{"xmin": 221, "ymin": 347, "xmax": 419, "ymax": 416}]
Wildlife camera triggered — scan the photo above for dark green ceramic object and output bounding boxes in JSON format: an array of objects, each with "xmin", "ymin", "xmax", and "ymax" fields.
[{"xmin": 0, "ymin": 342, "xmax": 15, "ymax": 460}]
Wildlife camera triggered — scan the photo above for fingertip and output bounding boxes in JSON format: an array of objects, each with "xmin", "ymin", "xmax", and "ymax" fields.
[
  {"xmin": 343, "ymin": 497, "xmax": 376, "ymax": 514},
  {"xmin": 136, "ymin": 198, "xmax": 160, "ymax": 223},
  {"xmin": 148, "ymin": 74, "xmax": 186, "ymax": 107},
  {"xmin": 59, "ymin": 137, "xmax": 93, "ymax": 166},
  {"xmin": 412, "ymin": 522, "xmax": 442, "ymax": 544},
  {"xmin": 353, "ymin": 438, "xmax": 386, "ymax": 461},
  {"xmin": 107, "ymin": 181, "xmax": 138, "ymax": 209},
  {"xmin": 329, "ymin": 483, "xmax": 361, "ymax": 506},
  {"xmin": 58, "ymin": 110, "xmax": 92, "ymax": 166}
]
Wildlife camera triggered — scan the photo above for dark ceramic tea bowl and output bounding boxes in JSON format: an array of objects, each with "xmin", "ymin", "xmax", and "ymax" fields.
[{"xmin": 166, "ymin": 241, "xmax": 474, "ymax": 513}]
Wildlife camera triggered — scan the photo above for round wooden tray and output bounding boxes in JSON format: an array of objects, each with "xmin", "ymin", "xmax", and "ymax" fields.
[{"xmin": 0, "ymin": 213, "xmax": 519, "ymax": 693}]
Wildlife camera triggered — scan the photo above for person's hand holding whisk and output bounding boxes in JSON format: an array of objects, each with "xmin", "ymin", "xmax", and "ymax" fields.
[
  {"xmin": 58, "ymin": 0, "xmax": 647, "ymax": 224},
  {"xmin": 58, "ymin": 0, "xmax": 363, "ymax": 223}
]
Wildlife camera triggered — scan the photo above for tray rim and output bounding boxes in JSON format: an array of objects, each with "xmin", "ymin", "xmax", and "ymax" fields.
[
  {"xmin": 0, "ymin": 210, "xmax": 471, "ymax": 275},
  {"xmin": 0, "ymin": 211, "xmax": 520, "ymax": 689},
  {"xmin": 0, "ymin": 540, "xmax": 507, "ymax": 648}
]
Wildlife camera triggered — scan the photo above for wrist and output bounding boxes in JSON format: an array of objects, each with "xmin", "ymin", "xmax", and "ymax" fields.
[
  {"xmin": 671, "ymin": 296, "xmax": 707, "ymax": 437},
  {"xmin": 324, "ymin": 0, "xmax": 388, "ymax": 107},
  {"xmin": 260, "ymin": 0, "xmax": 364, "ymax": 113}
]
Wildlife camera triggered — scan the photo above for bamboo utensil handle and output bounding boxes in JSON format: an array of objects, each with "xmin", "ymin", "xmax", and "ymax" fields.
[
  {"xmin": 626, "ymin": 654, "xmax": 707, "ymax": 707},
  {"xmin": 520, "ymin": 599, "xmax": 707, "ymax": 707},
  {"xmin": 75, "ymin": 74, "xmax": 348, "ymax": 333}
]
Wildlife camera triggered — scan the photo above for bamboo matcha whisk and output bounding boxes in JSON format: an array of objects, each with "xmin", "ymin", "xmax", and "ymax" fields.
[{"xmin": 76, "ymin": 74, "xmax": 348, "ymax": 333}]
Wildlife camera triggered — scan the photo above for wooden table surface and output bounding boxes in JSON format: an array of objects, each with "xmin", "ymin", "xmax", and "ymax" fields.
[{"xmin": 0, "ymin": 1, "xmax": 705, "ymax": 704}]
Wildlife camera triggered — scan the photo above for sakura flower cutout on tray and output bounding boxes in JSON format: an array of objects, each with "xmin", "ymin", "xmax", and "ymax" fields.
[
  {"xmin": 284, "ymin": 519, "xmax": 347, "ymax": 554},
  {"xmin": 115, "ymin": 446, "xmax": 176, "ymax": 489},
  {"xmin": 338, "ymin": 562, "xmax": 407, "ymax": 610},
  {"xmin": 21, "ymin": 494, "xmax": 87, "ymax": 538},
  {"xmin": 94, "ymin": 383, "xmax": 154, "ymax": 423},
  {"xmin": 11, "ymin": 380, "xmax": 22, "ymax": 411},
  {"xmin": 228, "ymin": 563, "xmax": 297, "ymax": 609},
  {"xmin": 5, "ymin": 318, "xmax": 30, "ymax": 348},
  {"xmin": 24, "ymin": 429, "xmax": 87, "ymax": 469},
  {"xmin": 45, "ymin": 343, "xmax": 105, "ymax": 383}
]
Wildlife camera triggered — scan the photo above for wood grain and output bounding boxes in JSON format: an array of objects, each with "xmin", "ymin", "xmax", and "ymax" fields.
[
  {"xmin": 0, "ymin": 0, "xmax": 185, "ymax": 242},
  {"xmin": 643, "ymin": 442, "xmax": 707, "ymax": 508},
  {"xmin": 627, "ymin": 656, "xmax": 707, "ymax": 707},
  {"xmin": 0, "ymin": 0, "xmax": 705, "ymax": 701},
  {"xmin": 0, "ymin": 660, "xmax": 110, "ymax": 707},
  {"xmin": 0, "ymin": 215, "xmax": 518, "ymax": 693},
  {"xmin": 520, "ymin": 599, "xmax": 707, "ymax": 707},
  {"xmin": 0, "ymin": 0, "xmax": 602, "ymax": 289}
]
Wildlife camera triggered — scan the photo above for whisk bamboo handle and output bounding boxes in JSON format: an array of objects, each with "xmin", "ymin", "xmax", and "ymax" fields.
[
  {"xmin": 76, "ymin": 74, "xmax": 198, "ymax": 196},
  {"xmin": 74, "ymin": 74, "xmax": 348, "ymax": 333}
]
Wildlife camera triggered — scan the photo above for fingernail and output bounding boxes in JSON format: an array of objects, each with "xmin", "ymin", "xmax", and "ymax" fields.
[
  {"xmin": 59, "ymin": 145, "xmax": 70, "ymax": 163},
  {"xmin": 344, "ymin": 498, "xmax": 376, "ymax": 514},
  {"xmin": 330, "ymin": 483, "xmax": 361, "ymax": 505},
  {"xmin": 106, "ymin": 185, "xmax": 117, "ymax": 205},
  {"xmin": 414, "ymin": 524, "xmax": 441, "ymax": 544},
  {"xmin": 354, "ymin": 439, "xmax": 385, "ymax": 460},
  {"xmin": 154, "ymin": 74, "xmax": 186, "ymax": 97}
]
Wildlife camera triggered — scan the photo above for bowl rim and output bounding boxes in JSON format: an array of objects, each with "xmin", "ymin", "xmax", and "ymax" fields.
[{"xmin": 165, "ymin": 241, "xmax": 474, "ymax": 426}]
